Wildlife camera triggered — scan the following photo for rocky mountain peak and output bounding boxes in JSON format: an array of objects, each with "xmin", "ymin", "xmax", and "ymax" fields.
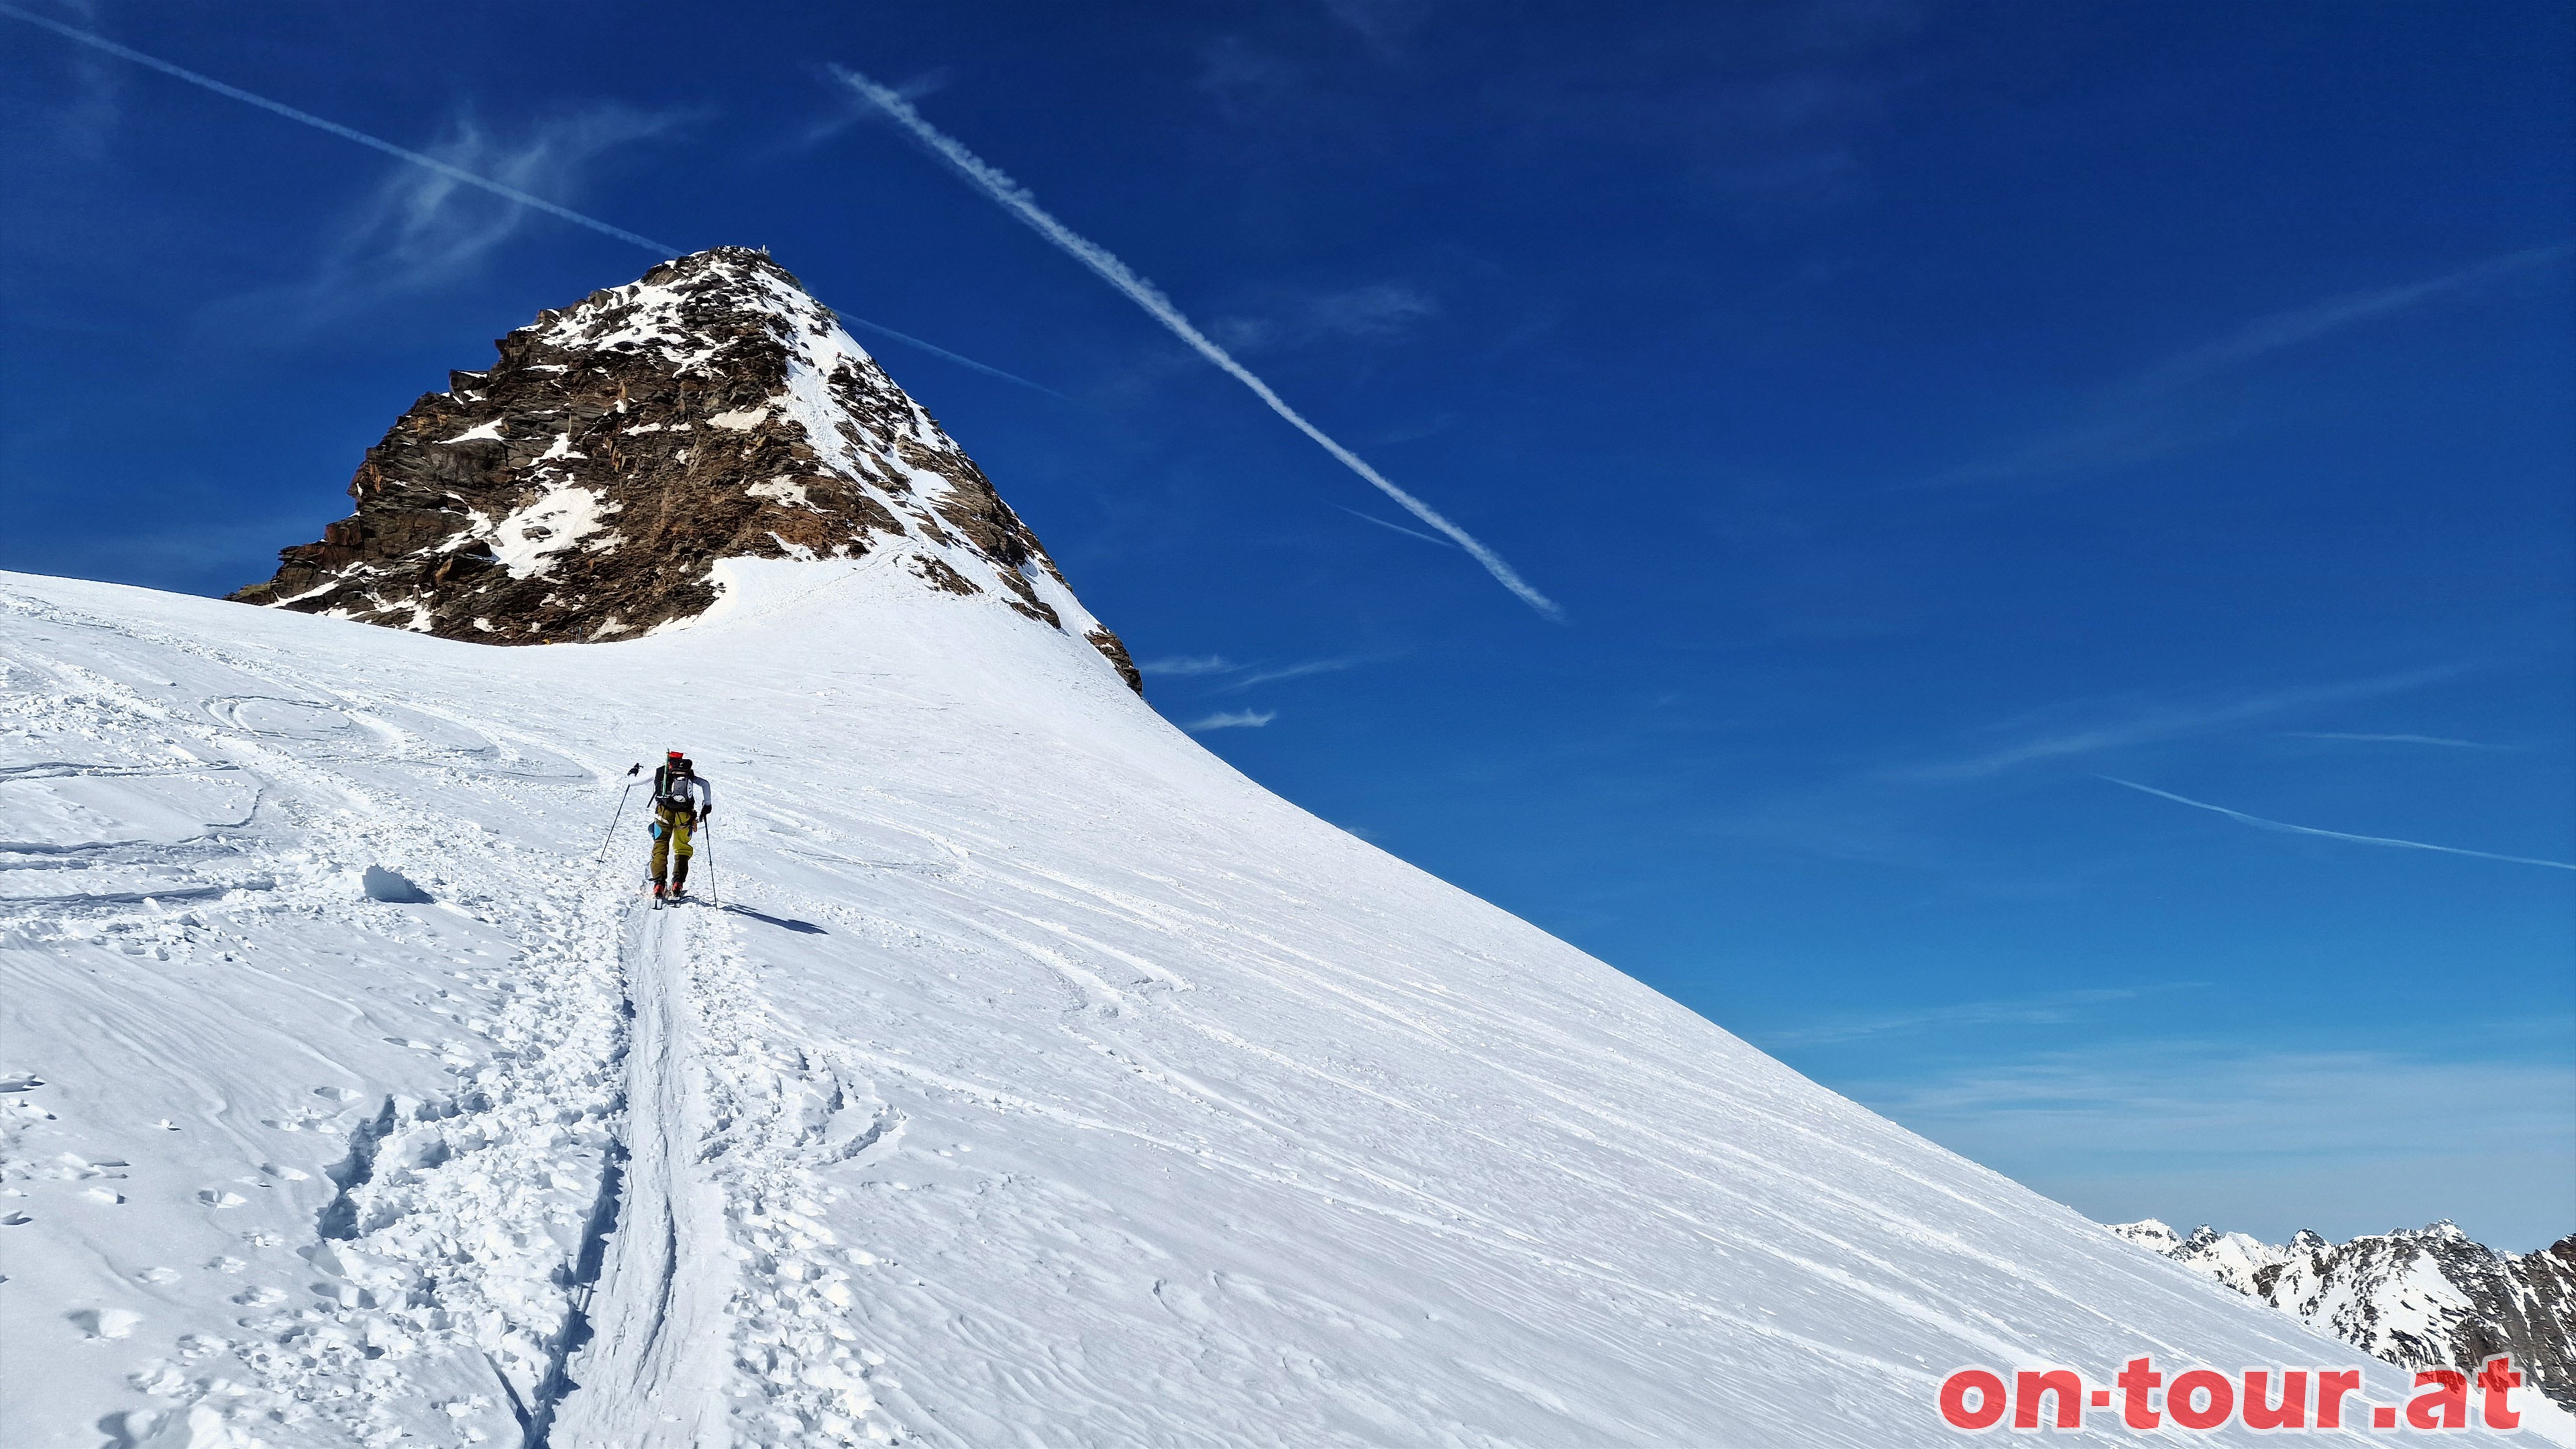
[
  {"xmin": 2110, "ymin": 1218, "xmax": 2576, "ymax": 1411},
  {"xmin": 230, "ymin": 246, "xmax": 1140, "ymax": 692}
]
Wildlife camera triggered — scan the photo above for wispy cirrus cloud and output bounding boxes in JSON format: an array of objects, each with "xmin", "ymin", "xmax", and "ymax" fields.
[
  {"xmin": 1897, "ymin": 668, "xmax": 2458, "ymax": 782},
  {"xmin": 335, "ymin": 104, "xmax": 680, "ymax": 286},
  {"xmin": 1760, "ymin": 985, "xmax": 2165, "ymax": 1046},
  {"xmin": 1845, "ymin": 1036, "xmax": 2576, "ymax": 1248},
  {"xmin": 0, "ymin": 3, "xmax": 685, "ymax": 254},
  {"xmin": 191, "ymin": 101, "xmax": 681, "ymax": 341},
  {"xmin": 1194, "ymin": 37, "xmax": 1308, "ymax": 123},
  {"xmin": 1184, "ymin": 708, "xmax": 1278, "ymax": 733},
  {"xmin": 2100, "ymin": 775, "xmax": 2576, "ymax": 871},
  {"xmin": 1944, "ymin": 242, "xmax": 2574, "ymax": 484},
  {"xmin": 29, "ymin": 0, "xmax": 125, "ymax": 160},
  {"xmin": 1140, "ymin": 654, "xmax": 1375, "ymax": 688},
  {"xmin": 1316, "ymin": 0, "xmax": 1436, "ymax": 54},
  {"xmin": 0, "ymin": 6, "xmax": 1032, "ymax": 382},
  {"xmin": 1138, "ymin": 655, "xmax": 1236, "ymax": 677},
  {"xmin": 2129, "ymin": 244, "xmax": 2571, "ymax": 395},
  {"xmin": 2282, "ymin": 731, "xmax": 2512, "ymax": 751},
  {"xmin": 1226, "ymin": 657, "xmax": 1362, "ymax": 689},
  {"xmin": 1212, "ymin": 282, "xmax": 1439, "ymax": 354}
]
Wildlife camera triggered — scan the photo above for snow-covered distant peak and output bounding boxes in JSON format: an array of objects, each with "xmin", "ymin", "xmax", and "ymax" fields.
[
  {"xmin": 2109, "ymin": 1216, "xmax": 2576, "ymax": 1414},
  {"xmin": 2176, "ymin": 1224, "xmax": 2298, "ymax": 1295},
  {"xmin": 2107, "ymin": 1218, "xmax": 2183, "ymax": 1253},
  {"xmin": 230, "ymin": 247, "xmax": 1140, "ymax": 691}
]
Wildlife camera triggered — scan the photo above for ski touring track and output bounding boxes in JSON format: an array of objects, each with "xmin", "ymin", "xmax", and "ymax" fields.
[
  {"xmin": 538, "ymin": 902, "xmax": 731, "ymax": 1448},
  {"xmin": 0, "ymin": 582, "xmax": 906, "ymax": 1446},
  {"xmin": 541, "ymin": 898, "xmax": 899, "ymax": 1448},
  {"xmin": 181, "ymin": 844, "xmax": 906, "ymax": 1446}
]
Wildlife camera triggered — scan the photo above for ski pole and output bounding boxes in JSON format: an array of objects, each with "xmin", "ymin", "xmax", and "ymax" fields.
[
  {"xmin": 594, "ymin": 763, "xmax": 643, "ymax": 862},
  {"xmin": 701, "ymin": 817, "xmax": 718, "ymax": 907}
]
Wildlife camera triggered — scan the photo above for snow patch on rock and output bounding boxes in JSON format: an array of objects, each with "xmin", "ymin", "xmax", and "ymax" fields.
[{"xmin": 488, "ymin": 486, "xmax": 614, "ymax": 580}]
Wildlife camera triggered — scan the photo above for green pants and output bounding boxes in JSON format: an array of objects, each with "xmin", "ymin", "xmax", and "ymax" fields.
[{"xmin": 650, "ymin": 805, "xmax": 697, "ymax": 887}]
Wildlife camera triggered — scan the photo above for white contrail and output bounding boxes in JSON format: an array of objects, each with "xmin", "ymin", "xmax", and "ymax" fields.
[
  {"xmin": 0, "ymin": 5, "xmax": 1044, "ymax": 392},
  {"xmin": 837, "ymin": 66, "xmax": 1564, "ymax": 621},
  {"xmin": 2101, "ymin": 776, "xmax": 2575, "ymax": 871},
  {"xmin": 1337, "ymin": 504, "xmax": 1458, "ymax": 549}
]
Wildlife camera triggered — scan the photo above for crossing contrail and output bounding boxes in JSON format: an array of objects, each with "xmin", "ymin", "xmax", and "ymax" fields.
[
  {"xmin": 837, "ymin": 66, "xmax": 1564, "ymax": 621},
  {"xmin": 1338, "ymin": 505, "xmax": 1459, "ymax": 549},
  {"xmin": 2102, "ymin": 776, "xmax": 2576, "ymax": 871},
  {"xmin": 0, "ymin": 4, "xmax": 1044, "ymax": 392}
]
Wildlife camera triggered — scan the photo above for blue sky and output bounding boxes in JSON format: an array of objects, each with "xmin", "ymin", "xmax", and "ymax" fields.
[{"xmin": 4, "ymin": 1, "xmax": 2569, "ymax": 1248}]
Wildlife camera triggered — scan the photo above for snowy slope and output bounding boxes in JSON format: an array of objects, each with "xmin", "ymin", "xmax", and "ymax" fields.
[{"xmin": 0, "ymin": 561, "xmax": 2551, "ymax": 1447}]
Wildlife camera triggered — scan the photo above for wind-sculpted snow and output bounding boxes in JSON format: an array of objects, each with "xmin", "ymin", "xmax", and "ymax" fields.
[{"xmin": 0, "ymin": 561, "xmax": 2553, "ymax": 1446}]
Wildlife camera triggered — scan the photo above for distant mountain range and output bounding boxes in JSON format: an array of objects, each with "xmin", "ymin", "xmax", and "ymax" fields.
[{"xmin": 2110, "ymin": 1218, "xmax": 2576, "ymax": 1411}]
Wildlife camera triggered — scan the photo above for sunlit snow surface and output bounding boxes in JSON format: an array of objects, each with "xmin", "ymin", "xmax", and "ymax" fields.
[{"xmin": 0, "ymin": 561, "xmax": 2545, "ymax": 1447}]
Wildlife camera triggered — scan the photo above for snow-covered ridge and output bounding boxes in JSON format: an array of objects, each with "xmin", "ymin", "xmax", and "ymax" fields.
[
  {"xmin": 227, "ymin": 246, "xmax": 1140, "ymax": 691},
  {"xmin": 5, "ymin": 563, "xmax": 2543, "ymax": 1445},
  {"xmin": 2110, "ymin": 1218, "xmax": 2576, "ymax": 1413}
]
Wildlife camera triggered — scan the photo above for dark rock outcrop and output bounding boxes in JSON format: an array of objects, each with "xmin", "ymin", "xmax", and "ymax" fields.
[
  {"xmin": 233, "ymin": 247, "xmax": 1142, "ymax": 692},
  {"xmin": 2110, "ymin": 1218, "xmax": 2576, "ymax": 1411}
]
